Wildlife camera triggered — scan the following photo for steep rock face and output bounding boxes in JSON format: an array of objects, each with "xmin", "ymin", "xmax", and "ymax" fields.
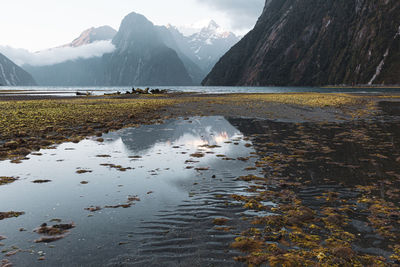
[
  {"xmin": 0, "ymin": 53, "xmax": 36, "ymax": 86},
  {"xmin": 104, "ymin": 12, "xmax": 193, "ymax": 86},
  {"xmin": 68, "ymin": 26, "xmax": 117, "ymax": 47},
  {"xmin": 203, "ymin": 0, "xmax": 400, "ymax": 86}
]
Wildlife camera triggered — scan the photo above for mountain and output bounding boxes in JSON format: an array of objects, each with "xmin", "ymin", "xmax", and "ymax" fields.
[
  {"xmin": 0, "ymin": 53, "xmax": 36, "ymax": 86},
  {"xmin": 167, "ymin": 21, "xmax": 240, "ymax": 74},
  {"xmin": 25, "ymin": 57, "xmax": 104, "ymax": 86},
  {"xmin": 24, "ymin": 26, "xmax": 116, "ymax": 86},
  {"xmin": 103, "ymin": 12, "xmax": 192, "ymax": 86},
  {"xmin": 156, "ymin": 26, "xmax": 206, "ymax": 84},
  {"xmin": 203, "ymin": 0, "xmax": 400, "ymax": 86},
  {"xmin": 24, "ymin": 13, "xmax": 194, "ymax": 86},
  {"xmin": 19, "ymin": 14, "xmax": 240, "ymax": 86},
  {"xmin": 66, "ymin": 26, "xmax": 117, "ymax": 47}
]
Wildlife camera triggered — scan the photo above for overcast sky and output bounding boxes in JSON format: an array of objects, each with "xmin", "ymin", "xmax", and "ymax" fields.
[{"xmin": 0, "ymin": 0, "xmax": 264, "ymax": 51}]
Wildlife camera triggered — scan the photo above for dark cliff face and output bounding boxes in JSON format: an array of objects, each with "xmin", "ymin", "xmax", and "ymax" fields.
[
  {"xmin": 0, "ymin": 53, "xmax": 36, "ymax": 86},
  {"xmin": 203, "ymin": 0, "xmax": 400, "ymax": 86},
  {"xmin": 104, "ymin": 12, "xmax": 193, "ymax": 86}
]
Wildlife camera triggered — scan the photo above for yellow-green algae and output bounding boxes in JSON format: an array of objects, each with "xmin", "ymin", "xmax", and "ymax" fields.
[{"xmin": 0, "ymin": 93, "xmax": 376, "ymax": 161}]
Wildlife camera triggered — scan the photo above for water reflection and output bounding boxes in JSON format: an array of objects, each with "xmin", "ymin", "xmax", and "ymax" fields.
[
  {"xmin": 0, "ymin": 116, "xmax": 256, "ymax": 266},
  {"xmin": 115, "ymin": 117, "xmax": 238, "ymax": 153}
]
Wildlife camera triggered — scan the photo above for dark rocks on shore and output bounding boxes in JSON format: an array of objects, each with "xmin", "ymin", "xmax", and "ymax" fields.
[
  {"xmin": 76, "ymin": 92, "xmax": 92, "ymax": 96},
  {"xmin": 132, "ymin": 87, "xmax": 168, "ymax": 95},
  {"xmin": 150, "ymin": 88, "xmax": 168, "ymax": 94},
  {"xmin": 104, "ymin": 88, "xmax": 168, "ymax": 96}
]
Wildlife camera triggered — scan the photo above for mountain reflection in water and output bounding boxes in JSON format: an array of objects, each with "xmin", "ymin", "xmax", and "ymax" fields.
[{"xmin": 111, "ymin": 116, "xmax": 238, "ymax": 154}]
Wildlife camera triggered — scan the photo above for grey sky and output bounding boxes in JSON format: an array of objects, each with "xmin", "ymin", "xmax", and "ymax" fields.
[
  {"xmin": 196, "ymin": 0, "xmax": 264, "ymax": 29},
  {"xmin": 0, "ymin": 0, "xmax": 264, "ymax": 51}
]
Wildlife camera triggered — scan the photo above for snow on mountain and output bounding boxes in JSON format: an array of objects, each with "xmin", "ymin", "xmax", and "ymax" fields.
[
  {"xmin": 67, "ymin": 26, "xmax": 117, "ymax": 47},
  {"xmin": 168, "ymin": 20, "xmax": 240, "ymax": 73}
]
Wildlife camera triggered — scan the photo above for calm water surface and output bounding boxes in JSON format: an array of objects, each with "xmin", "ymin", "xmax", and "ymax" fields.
[
  {"xmin": 0, "ymin": 117, "xmax": 260, "ymax": 266},
  {"xmin": 1, "ymin": 85, "xmax": 399, "ymax": 96}
]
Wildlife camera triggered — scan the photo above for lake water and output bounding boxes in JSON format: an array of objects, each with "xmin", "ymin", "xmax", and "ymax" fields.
[
  {"xmin": 1, "ymin": 85, "xmax": 399, "ymax": 97},
  {"xmin": 2, "ymin": 111, "xmax": 400, "ymax": 265},
  {"xmin": 0, "ymin": 116, "xmax": 263, "ymax": 266}
]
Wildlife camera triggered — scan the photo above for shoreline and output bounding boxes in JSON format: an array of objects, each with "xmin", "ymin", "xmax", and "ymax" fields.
[
  {"xmin": 0, "ymin": 92, "xmax": 396, "ymax": 162},
  {"xmin": 1, "ymin": 92, "xmax": 400, "ymax": 265}
]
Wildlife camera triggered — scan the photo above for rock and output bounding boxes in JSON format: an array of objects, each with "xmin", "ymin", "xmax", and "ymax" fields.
[
  {"xmin": 4, "ymin": 141, "xmax": 19, "ymax": 150},
  {"xmin": 203, "ymin": 0, "xmax": 400, "ymax": 86}
]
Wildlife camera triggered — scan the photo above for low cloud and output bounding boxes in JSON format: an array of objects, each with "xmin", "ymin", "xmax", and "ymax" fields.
[
  {"xmin": 0, "ymin": 40, "xmax": 115, "ymax": 66},
  {"xmin": 196, "ymin": 0, "xmax": 265, "ymax": 30}
]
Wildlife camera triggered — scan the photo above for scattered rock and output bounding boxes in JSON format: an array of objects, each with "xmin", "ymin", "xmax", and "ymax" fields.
[
  {"xmin": 195, "ymin": 167, "xmax": 209, "ymax": 171},
  {"xmin": 85, "ymin": 206, "xmax": 101, "ymax": 212},
  {"xmin": 190, "ymin": 152, "xmax": 205, "ymax": 158},
  {"xmin": 129, "ymin": 156, "xmax": 142, "ymax": 159},
  {"xmin": 76, "ymin": 169, "xmax": 92, "ymax": 174},
  {"xmin": 32, "ymin": 180, "xmax": 51, "ymax": 184},
  {"xmin": 213, "ymin": 218, "xmax": 229, "ymax": 225},
  {"xmin": 34, "ymin": 236, "xmax": 64, "ymax": 243},
  {"xmin": 34, "ymin": 222, "xmax": 75, "ymax": 243},
  {"xmin": 96, "ymin": 154, "xmax": 111, "ymax": 158},
  {"xmin": 1, "ymin": 259, "xmax": 12, "ymax": 267},
  {"xmin": 0, "ymin": 177, "xmax": 18, "ymax": 186},
  {"xmin": 104, "ymin": 204, "xmax": 132, "ymax": 209},
  {"xmin": 5, "ymin": 250, "xmax": 19, "ymax": 257},
  {"xmin": 35, "ymin": 222, "xmax": 75, "ymax": 236},
  {"xmin": 4, "ymin": 141, "xmax": 18, "ymax": 150},
  {"xmin": 128, "ymin": 195, "xmax": 141, "ymax": 202},
  {"xmin": 0, "ymin": 212, "xmax": 25, "ymax": 221}
]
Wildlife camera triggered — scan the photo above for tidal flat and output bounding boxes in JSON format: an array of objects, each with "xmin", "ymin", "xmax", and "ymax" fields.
[{"xmin": 1, "ymin": 93, "xmax": 400, "ymax": 266}]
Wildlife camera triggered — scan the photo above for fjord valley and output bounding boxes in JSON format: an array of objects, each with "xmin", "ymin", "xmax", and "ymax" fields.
[
  {"xmin": 4, "ymin": 13, "xmax": 239, "ymax": 87},
  {"xmin": 1, "ymin": 0, "xmax": 400, "ymax": 266}
]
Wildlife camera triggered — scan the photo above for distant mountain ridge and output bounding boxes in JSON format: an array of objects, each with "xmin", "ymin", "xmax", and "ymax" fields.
[
  {"xmin": 104, "ymin": 12, "xmax": 192, "ymax": 86},
  {"xmin": 166, "ymin": 21, "xmax": 240, "ymax": 74},
  {"xmin": 22, "ymin": 15, "xmax": 239, "ymax": 86},
  {"xmin": 203, "ymin": 0, "xmax": 400, "ymax": 86},
  {"xmin": 0, "ymin": 53, "xmax": 36, "ymax": 86},
  {"xmin": 66, "ymin": 26, "xmax": 117, "ymax": 47}
]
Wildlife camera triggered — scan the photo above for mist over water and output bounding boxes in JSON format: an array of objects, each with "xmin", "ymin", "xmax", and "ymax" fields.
[{"xmin": 0, "ymin": 41, "xmax": 115, "ymax": 67}]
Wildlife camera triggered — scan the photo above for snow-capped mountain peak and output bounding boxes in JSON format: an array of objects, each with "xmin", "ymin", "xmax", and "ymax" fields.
[
  {"xmin": 165, "ymin": 20, "xmax": 240, "ymax": 73},
  {"xmin": 206, "ymin": 20, "xmax": 219, "ymax": 31},
  {"xmin": 176, "ymin": 19, "xmax": 228, "ymax": 37}
]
